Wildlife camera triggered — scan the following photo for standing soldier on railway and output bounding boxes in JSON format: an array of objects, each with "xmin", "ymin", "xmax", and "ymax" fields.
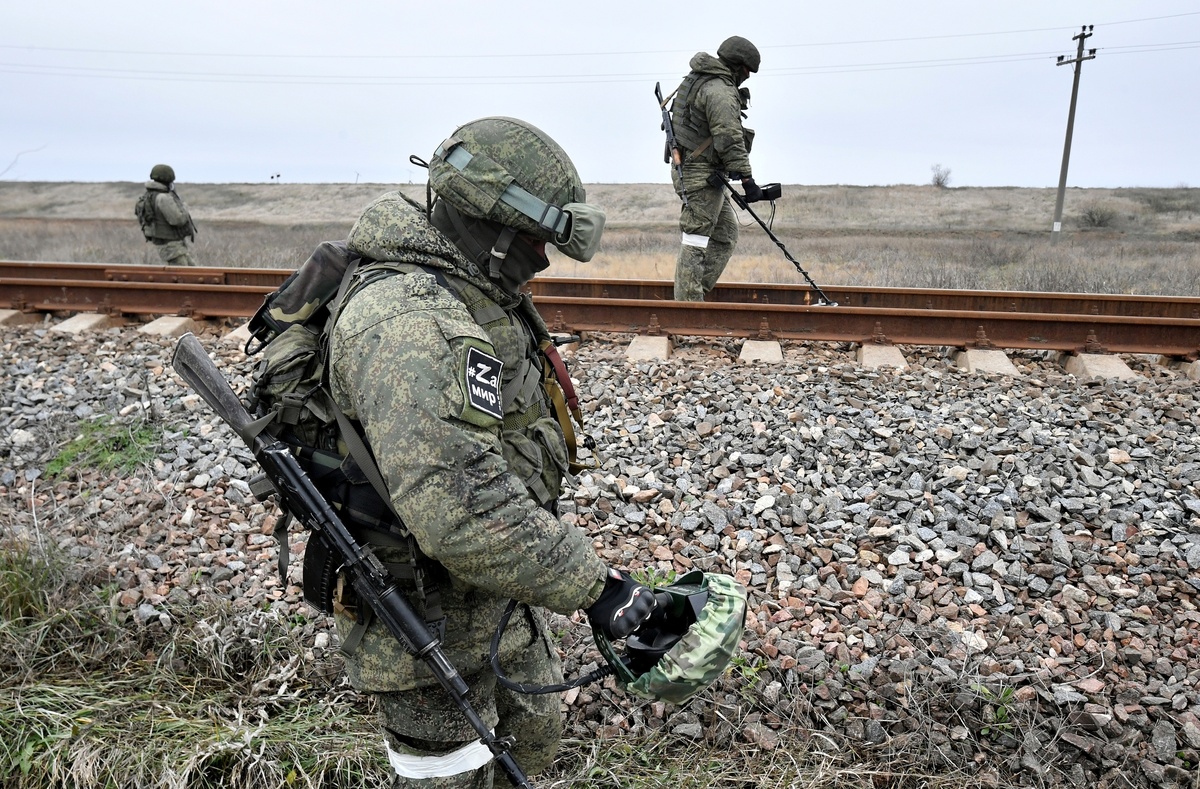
[
  {"xmin": 135, "ymin": 164, "xmax": 198, "ymax": 267},
  {"xmin": 666, "ymin": 35, "xmax": 763, "ymax": 301}
]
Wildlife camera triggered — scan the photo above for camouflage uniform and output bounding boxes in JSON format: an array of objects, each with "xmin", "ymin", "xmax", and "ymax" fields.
[
  {"xmin": 326, "ymin": 191, "xmax": 607, "ymax": 787},
  {"xmin": 140, "ymin": 180, "xmax": 197, "ymax": 266},
  {"xmin": 669, "ymin": 49, "xmax": 756, "ymax": 301}
]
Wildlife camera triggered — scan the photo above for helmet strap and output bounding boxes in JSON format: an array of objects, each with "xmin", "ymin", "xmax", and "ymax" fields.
[
  {"xmin": 408, "ymin": 155, "xmax": 433, "ymax": 221},
  {"xmin": 489, "ymin": 227, "xmax": 517, "ymax": 281},
  {"xmin": 438, "ymin": 201, "xmax": 490, "ymax": 268}
]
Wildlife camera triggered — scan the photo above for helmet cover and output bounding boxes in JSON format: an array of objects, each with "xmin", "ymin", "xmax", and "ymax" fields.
[
  {"xmin": 717, "ymin": 36, "xmax": 761, "ymax": 73},
  {"xmin": 150, "ymin": 164, "xmax": 176, "ymax": 184},
  {"xmin": 596, "ymin": 570, "xmax": 748, "ymax": 705},
  {"xmin": 428, "ymin": 117, "xmax": 605, "ymax": 262}
]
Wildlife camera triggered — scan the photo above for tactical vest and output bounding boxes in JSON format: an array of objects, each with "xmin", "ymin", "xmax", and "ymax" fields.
[
  {"xmin": 138, "ymin": 189, "xmax": 192, "ymax": 242},
  {"xmin": 337, "ymin": 260, "xmax": 567, "ymax": 506},
  {"xmin": 669, "ymin": 72, "xmax": 724, "ymax": 158}
]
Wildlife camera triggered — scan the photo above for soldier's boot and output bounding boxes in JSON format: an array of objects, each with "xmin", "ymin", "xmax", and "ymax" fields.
[{"xmin": 673, "ymin": 245, "xmax": 709, "ymax": 301}]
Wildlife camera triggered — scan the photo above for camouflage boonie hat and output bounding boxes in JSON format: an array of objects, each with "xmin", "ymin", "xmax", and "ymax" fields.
[{"xmin": 595, "ymin": 570, "xmax": 748, "ymax": 705}]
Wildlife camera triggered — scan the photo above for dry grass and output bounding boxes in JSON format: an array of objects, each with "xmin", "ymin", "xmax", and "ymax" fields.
[
  {"xmin": 0, "ymin": 530, "xmax": 964, "ymax": 789},
  {"xmin": 0, "ymin": 525, "xmax": 383, "ymax": 789},
  {"xmin": 2, "ymin": 181, "xmax": 1198, "ymax": 296}
]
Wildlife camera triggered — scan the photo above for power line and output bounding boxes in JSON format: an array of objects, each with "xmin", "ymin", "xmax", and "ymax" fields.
[
  {"xmin": 0, "ymin": 12, "xmax": 1195, "ymax": 61},
  {"xmin": 1, "ymin": 39, "xmax": 1193, "ymax": 87},
  {"xmin": 1099, "ymin": 41, "xmax": 1200, "ymax": 54},
  {"xmin": 0, "ymin": 53, "xmax": 1062, "ymax": 83},
  {"xmin": 768, "ymin": 49, "xmax": 1065, "ymax": 74},
  {"xmin": 767, "ymin": 12, "xmax": 1200, "ymax": 49}
]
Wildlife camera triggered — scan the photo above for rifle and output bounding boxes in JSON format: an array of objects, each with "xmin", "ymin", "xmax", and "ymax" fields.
[
  {"xmin": 708, "ymin": 173, "xmax": 838, "ymax": 307},
  {"xmin": 170, "ymin": 332, "xmax": 533, "ymax": 788},
  {"xmin": 655, "ymin": 82, "xmax": 688, "ymax": 206}
]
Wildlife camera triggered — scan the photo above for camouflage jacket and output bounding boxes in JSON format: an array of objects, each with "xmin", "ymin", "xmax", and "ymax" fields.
[
  {"xmin": 326, "ymin": 191, "xmax": 606, "ymax": 689},
  {"xmin": 140, "ymin": 181, "xmax": 196, "ymax": 241},
  {"xmin": 670, "ymin": 52, "xmax": 754, "ymax": 190}
]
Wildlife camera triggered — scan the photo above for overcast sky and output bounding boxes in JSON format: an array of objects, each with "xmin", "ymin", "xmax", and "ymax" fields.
[{"xmin": 2, "ymin": 1, "xmax": 1198, "ymax": 188}]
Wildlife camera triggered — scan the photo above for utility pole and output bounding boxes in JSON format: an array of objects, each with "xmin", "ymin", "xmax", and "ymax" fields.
[{"xmin": 1051, "ymin": 25, "xmax": 1097, "ymax": 244}]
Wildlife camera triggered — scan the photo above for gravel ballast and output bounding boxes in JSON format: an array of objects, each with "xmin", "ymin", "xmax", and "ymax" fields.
[{"xmin": 2, "ymin": 323, "xmax": 1199, "ymax": 788}]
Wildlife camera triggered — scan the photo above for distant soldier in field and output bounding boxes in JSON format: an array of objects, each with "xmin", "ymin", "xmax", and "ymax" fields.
[
  {"xmin": 667, "ymin": 35, "xmax": 763, "ymax": 301},
  {"xmin": 135, "ymin": 164, "xmax": 197, "ymax": 266}
]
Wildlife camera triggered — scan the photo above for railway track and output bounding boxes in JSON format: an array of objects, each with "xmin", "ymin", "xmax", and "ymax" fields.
[{"xmin": 3, "ymin": 260, "xmax": 1199, "ymax": 358}]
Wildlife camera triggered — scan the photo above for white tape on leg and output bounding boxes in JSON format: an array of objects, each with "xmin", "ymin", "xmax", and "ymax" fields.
[{"xmin": 384, "ymin": 735, "xmax": 495, "ymax": 779}]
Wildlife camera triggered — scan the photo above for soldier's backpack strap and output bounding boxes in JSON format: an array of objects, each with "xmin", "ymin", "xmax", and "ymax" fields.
[
  {"xmin": 321, "ymin": 258, "xmax": 447, "ymax": 647},
  {"xmin": 539, "ymin": 338, "xmax": 596, "ymax": 474}
]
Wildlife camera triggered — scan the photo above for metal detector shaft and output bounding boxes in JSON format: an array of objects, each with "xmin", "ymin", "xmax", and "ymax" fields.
[
  {"xmin": 170, "ymin": 332, "xmax": 533, "ymax": 788},
  {"xmin": 711, "ymin": 174, "xmax": 837, "ymax": 306}
]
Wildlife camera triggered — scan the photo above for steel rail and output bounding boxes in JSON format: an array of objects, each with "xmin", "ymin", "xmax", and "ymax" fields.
[
  {"xmin": 533, "ymin": 297, "xmax": 1200, "ymax": 357},
  {"xmin": 2, "ymin": 263, "xmax": 1198, "ymax": 357},
  {"xmin": 2, "ymin": 277, "xmax": 270, "ymax": 319},
  {"xmin": 3, "ymin": 260, "xmax": 1200, "ymax": 320},
  {"xmin": 0, "ymin": 260, "xmax": 286, "ymax": 288}
]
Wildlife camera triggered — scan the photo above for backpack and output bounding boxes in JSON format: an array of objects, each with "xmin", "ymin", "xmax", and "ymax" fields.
[
  {"xmin": 243, "ymin": 239, "xmax": 593, "ymax": 624},
  {"xmin": 134, "ymin": 191, "xmax": 157, "ymax": 239},
  {"xmin": 243, "ymin": 240, "xmax": 414, "ymax": 618}
]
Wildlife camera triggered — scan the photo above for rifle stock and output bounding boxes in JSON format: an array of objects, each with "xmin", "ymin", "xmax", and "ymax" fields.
[
  {"xmin": 170, "ymin": 332, "xmax": 533, "ymax": 788},
  {"xmin": 655, "ymin": 82, "xmax": 688, "ymax": 206}
]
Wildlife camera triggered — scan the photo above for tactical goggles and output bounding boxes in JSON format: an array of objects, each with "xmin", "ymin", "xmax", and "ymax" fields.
[{"xmin": 433, "ymin": 139, "xmax": 606, "ymax": 262}]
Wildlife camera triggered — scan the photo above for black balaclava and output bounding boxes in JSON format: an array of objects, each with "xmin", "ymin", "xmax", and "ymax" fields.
[
  {"xmin": 430, "ymin": 201, "xmax": 549, "ymax": 294},
  {"xmin": 718, "ymin": 56, "xmax": 750, "ymax": 87}
]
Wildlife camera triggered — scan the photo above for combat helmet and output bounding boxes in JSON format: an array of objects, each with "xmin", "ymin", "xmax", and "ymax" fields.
[
  {"xmin": 717, "ymin": 35, "xmax": 761, "ymax": 74},
  {"xmin": 428, "ymin": 117, "xmax": 605, "ymax": 264},
  {"xmin": 150, "ymin": 164, "xmax": 176, "ymax": 184},
  {"xmin": 491, "ymin": 569, "xmax": 747, "ymax": 706}
]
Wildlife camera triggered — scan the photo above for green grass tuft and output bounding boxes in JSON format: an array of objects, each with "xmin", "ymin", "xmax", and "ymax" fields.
[
  {"xmin": 0, "ymin": 536, "xmax": 388, "ymax": 789},
  {"xmin": 45, "ymin": 416, "xmax": 164, "ymax": 478}
]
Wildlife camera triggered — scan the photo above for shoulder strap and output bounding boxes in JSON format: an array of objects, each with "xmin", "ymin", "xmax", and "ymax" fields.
[
  {"xmin": 320, "ymin": 258, "xmax": 446, "ymax": 643},
  {"xmin": 319, "ymin": 255, "xmax": 400, "ymax": 519}
]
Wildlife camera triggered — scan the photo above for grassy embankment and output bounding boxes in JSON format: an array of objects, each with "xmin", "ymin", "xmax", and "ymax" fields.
[{"xmin": 1, "ymin": 181, "xmax": 1198, "ymax": 295}]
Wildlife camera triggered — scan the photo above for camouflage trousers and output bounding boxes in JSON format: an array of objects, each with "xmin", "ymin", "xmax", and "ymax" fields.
[
  {"xmin": 340, "ymin": 602, "xmax": 564, "ymax": 788},
  {"xmin": 673, "ymin": 177, "xmax": 738, "ymax": 301},
  {"xmin": 151, "ymin": 239, "xmax": 196, "ymax": 267}
]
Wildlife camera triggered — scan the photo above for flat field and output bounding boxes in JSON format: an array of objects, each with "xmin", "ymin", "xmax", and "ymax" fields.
[{"xmin": 2, "ymin": 181, "xmax": 1199, "ymax": 295}]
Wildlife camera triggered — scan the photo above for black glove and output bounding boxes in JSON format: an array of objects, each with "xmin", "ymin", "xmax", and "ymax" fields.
[
  {"xmin": 741, "ymin": 177, "xmax": 763, "ymax": 203},
  {"xmin": 585, "ymin": 568, "xmax": 658, "ymax": 640}
]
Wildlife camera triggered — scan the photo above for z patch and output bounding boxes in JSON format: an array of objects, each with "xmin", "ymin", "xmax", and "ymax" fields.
[{"xmin": 464, "ymin": 346, "xmax": 504, "ymax": 420}]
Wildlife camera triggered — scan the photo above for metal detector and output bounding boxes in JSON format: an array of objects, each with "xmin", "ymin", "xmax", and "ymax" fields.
[{"xmin": 710, "ymin": 173, "xmax": 838, "ymax": 306}]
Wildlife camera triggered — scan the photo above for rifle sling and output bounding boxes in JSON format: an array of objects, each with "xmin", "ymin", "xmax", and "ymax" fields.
[{"xmin": 686, "ymin": 137, "xmax": 713, "ymax": 161}]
